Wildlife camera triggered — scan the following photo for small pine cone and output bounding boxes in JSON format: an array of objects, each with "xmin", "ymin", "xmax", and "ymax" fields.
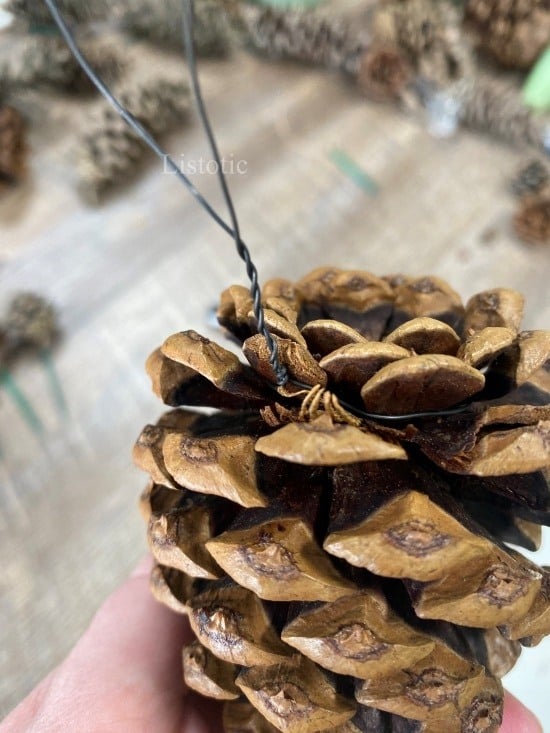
[
  {"xmin": 511, "ymin": 159, "xmax": 550, "ymax": 196},
  {"xmin": 0, "ymin": 34, "xmax": 124, "ymax": 93},
  {"xmin": 135, "ymin": 267, "xmax": 550, "ymax": 733},
  {"xmin": 76, "ymin": 75, "xmax": 191, "ymax": 201},
  {"xmin": 373, "ymin": 0, "xmax": 474, "ymax": 86},
  {"xmin": 464, "ymin": 0, "xmax": 550, "ymax": 70},
  {"xmin": 450, "ymin": 75, "xmax": 549, "ymax": 150},
  {"xmin": 236, "ymin": 5, "xmax": 372, "ymax": 75},
  {"xmin": 116, "ymin": 0, "xmax": 234, "ymax": 57},
  {"xmin": 514, "ymin": 188, "xmax": 550, "ymax": 243},
  {"xmin": 4, "ymin": 293, "xmax": 58, "ymax": 352},
  {"xmin": 357, "ymin": 43, "xmax": 412, "ymax": 102},
  {"xmin": 0, "ymin": 105, "xmax": 26, "ymax": 190},
  {"xmin": 6, "ymin": 0, "xmax": 109, "ymax": 25}
]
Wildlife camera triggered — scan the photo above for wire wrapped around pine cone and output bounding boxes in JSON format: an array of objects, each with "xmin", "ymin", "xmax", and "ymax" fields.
[
  {"xmin": 0, "ymin": 104, "xmax": 26, "ymax": 191},
  {"xmin": 135, "ymin": 267, "xmax": 550, "ymax": 733},
  {"xmin": 464, "ymin": 0, "xmax": 550, "ymax": 70}
]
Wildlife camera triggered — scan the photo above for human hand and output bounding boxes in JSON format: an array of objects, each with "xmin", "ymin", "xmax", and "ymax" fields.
[{"xmin": 1, "ymin": 559, "xmax": 543, "ymax": 733}]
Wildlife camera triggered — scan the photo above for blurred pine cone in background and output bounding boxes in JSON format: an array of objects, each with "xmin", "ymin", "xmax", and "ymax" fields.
[
  {"xmin": 115, "ymin": 0, "xmax": 235, "ymax": 57},
  {"xmin": 4, "ymin": 292, "xmax": 58, "ymax": 352},
  {"xmin": 5, "ymin": 0, "xmax": 110, "ymax": 25},
  {"xmin": 135, "ymin": 267, "xmax": 550, "ymax": 733},
  {"xmin": 464, "ymin": 0, "xmax": 550, "ymax": 70},
  {"xmin": 0, "ymin": 104, "xmax": 26, "ymax": 192}
]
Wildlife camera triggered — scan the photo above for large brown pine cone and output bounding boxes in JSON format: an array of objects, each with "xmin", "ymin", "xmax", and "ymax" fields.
[
  {"xmin": 135, "ymin": 267, "xmax": 550, "ymax": 733},
  {"xmin": 464, "ymin": 0, "xmax": 550, "ymax": 70}
]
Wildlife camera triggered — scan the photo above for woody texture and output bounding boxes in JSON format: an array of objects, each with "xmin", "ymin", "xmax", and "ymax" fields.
[{"xmin": 135, "ymin": 267, "xmax": 550, "ymax": 733}]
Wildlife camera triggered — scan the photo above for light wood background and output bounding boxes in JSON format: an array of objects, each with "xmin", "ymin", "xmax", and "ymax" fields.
[{"xmin": 0, "ymin": 40, "xmax": 549, "ymax": 726}]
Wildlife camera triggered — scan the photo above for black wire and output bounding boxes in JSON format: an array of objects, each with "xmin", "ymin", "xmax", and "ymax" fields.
[
  {"xmin": 41, "ymin": 0, "xmax": 288, "ymax": 385},
  {"xmin": 288, "ymin": 380, "xmax": 470, "ymax": 423},
  {"xmin": 181, "ymin": 0, "xmax": 287, "ymax": 385},
  {"xmin": 42, "ymin": 0, "xmax": 230, "ymax": 238},
  {"xmin": 40, "ymin": 0, "xmax": 479, "ymax": 422}
]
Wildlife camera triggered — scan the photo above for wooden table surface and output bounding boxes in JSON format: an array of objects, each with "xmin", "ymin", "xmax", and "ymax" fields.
[{"xmin": 1, "ymin": 42, "xmax": 549, "ymax": 724}]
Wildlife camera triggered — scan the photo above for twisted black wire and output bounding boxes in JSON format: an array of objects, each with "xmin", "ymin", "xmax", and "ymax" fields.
[
  {"xmin": 181, "ymin": 0, "xmax": 287, "ymax": 385},
  {"xmin": 41, "ymin": 0, "xmax": 288, "ymax": 386}
]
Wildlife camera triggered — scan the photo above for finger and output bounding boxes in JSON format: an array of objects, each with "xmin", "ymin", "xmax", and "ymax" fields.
[
  {"xmin": 501, "ymin": 693, "xmax": 543, "ymax": 733},
  {"xmin": 1, "ymin": 557, "xmax": 192, "ymax": 733}
]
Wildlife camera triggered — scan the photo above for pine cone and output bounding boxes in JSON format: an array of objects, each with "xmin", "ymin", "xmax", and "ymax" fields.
[
  {"xmin": 236, "ymin": 6, "xmax": 372, "ymax": 75},
  {"xmin": 0, "ymin": 105, "xmax": 26, "ymax": 190},
  {"xmin": 6, "ymin": 0, "xmax": 109, "ymax": 26},
  {"xmin": 116, "ymin": 0, "xmax": 234, "ymax": 57},
  {"xmin": 76, "ymin": 75, "xmax": 190, "ymax": 201},
  {"xmin": 511, "ymin": 159, "xmax": 550, "ymax": 196},
  {"xmin": 373, "ymin": 0, "xmax": 474, "ymax": 86},
  {"xmin": 514, "ymin": 188, "xmax": 550, "ymax": 243},
  {"xmin": 450, "ymin": 75, "xmax": 549, "ymax": 151},
  {"xmin": 357, "ymin": 44, "xmax": 412, "ymax": 102},
  {"xmin": 464, "ymin": 0, "xmax": 550, "ymax": 70},
  {"xmin": 3, "ymin": 292, "xmax": 58, "ymax": 354},
  {"xmin": 0, "ymin": 34, "xmax": 124, "ymax": 93},
  {"xmin": 135, "ymin": 267, "xmax": 550, "ymax": 733}
]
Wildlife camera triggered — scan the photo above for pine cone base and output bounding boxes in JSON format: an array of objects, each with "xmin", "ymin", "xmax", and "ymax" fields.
[{"xmin": 136, "ymin": 267, "xmax": 550, "ymax": 733}]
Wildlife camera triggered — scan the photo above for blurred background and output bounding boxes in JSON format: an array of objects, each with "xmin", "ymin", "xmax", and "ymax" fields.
[{"xmin": 0, "ymin": 0, "xmax": 549, "ymax": 728}]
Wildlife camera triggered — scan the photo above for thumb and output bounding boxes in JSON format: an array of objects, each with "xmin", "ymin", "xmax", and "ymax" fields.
[
  {"xmin": 500, "ymin": 693, "xmax": 543, "ymax": 733},
  {"xmin": 1, "ymin": 558, "xmax": 190, "ymax": 733}
]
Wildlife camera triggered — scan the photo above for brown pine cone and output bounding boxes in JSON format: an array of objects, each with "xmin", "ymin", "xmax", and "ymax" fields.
[
  {"xmin": 235, "ymin": 5, "xmax": 372, "ymax": 75},
  {"xmin": 357, "ymin": 43, "xmax": 412, "ymax": 101},
  {"xmin": 116, "ymin": 0, "xmax": 234, "ymax": 57},
  {"xmin": 0, "ymin": 105, "xmax": 26, "ymax": 191},
  {"xmin": 76, "ymin": 75, "xmax": 190, "ymax": 202},
  {"xmin": 511, "ymin": 159, "xmax": 550, "ymax": 197},
  {"xmin": 6, "ymin": 0, "xmax": 109, "ymax": 25},
  {"xmin": 0, "ymin": 34, "xmax": 124, "ymax": 94},
  {"xmin": 135, "ymin": 267, "xmax": 550, "ymax": 733},
  {"xmin": 450, "ymin": 75, "xmax": 548, "ymax": 151},
  {"xmin": 3, "ymin": 292, "xmax": 58, "ymax": 354},
  {"xmin": 373, "ymin": 0, "xmax": 474, "ymax": 86},
  {"xmin": 514, "ymin": 188, "xmax": 550, "ymax": 243},
  {"xmin": 464, "ymin": 0, "xmax": 550, "ymax": 70}
]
